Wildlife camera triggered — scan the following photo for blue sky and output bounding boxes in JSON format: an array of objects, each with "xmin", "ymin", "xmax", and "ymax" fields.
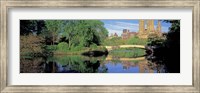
[{"xmin": 100, "ymin": 20, "xmax": 172, "ymax": 36}]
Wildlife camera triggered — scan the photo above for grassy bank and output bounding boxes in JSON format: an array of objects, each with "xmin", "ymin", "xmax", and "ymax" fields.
[{"xmin": 51, "ymin": 45, "xmax": 107, "ymax": 55}]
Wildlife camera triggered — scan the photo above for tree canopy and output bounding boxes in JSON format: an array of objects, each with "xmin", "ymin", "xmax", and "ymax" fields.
[
  {"xmin": 63, "ymin": 20, "xmax": 108, "ymax": 48},
  {"xmin": 20, "ymin": 20, "xmax": 45, "ymax": 35},
  {"xmin": 20, "ymin": 20, "xmax": 108, "ymax": 51}
]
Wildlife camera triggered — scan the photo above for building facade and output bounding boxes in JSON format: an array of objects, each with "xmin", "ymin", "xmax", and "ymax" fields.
[
  {"xmin": 121, "ymin": 29, "xmax": 137, "ymax": 39},
  {"xmin": 137, "ymin": 20, "xmax": 162, "ymax": 38}
]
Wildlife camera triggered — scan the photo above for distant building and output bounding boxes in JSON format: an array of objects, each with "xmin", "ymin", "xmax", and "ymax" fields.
[
  {"xmin": 109, "ymin": 32, "xmax": 118, "ymax": 39},
  {"xmin": 114, "ymin": 33, "xmax": 118, "ymax": 37},
  {"xmin": 129, "ymin": 32, "xmax": 137, "ymax": 37},
  {"xmin": 137, "ymin": 20, "xmax": 162, "ymax": 38},
  {"xmin": 121, "ymin": 29, "xmax": 137, "ymax": 39},
  {"xmin": 108, "ymin": 20, "xmax": 162, "ymax": 39}
]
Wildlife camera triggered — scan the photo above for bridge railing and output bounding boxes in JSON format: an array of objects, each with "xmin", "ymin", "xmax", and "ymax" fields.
[{"xmin": 104, "ymin": 45, "xmax": 145, "ymax": 51}]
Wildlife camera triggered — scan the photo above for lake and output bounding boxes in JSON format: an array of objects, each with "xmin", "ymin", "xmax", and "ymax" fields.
[{"xmin": 20, "ymin": 53, "xmax": 167, "ymax": 73}]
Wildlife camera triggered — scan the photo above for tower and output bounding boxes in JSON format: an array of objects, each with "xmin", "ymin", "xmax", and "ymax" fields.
[
  {"xmin": 147, "ymin": 20, "xmax": 155, "ymax": 33},
  {"xmin": 156, "ymin": 20, "xmax": 162, "ymax": 36},
  {"xmin": 157, "ymin": 20, "xmax": 161, "ymax": 32},
  {"xmin": 138, "ymin": 20, "xmax": 147, "ymax": 38},
  {"xmin": 137, "ymin": 19, "xmax": 162, "ymax": 39},
  {"xmin": 139, "ymin": 20, "xmax": 145, "ymax": 33}
]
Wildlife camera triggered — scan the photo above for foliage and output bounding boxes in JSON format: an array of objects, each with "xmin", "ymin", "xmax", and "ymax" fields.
[
  {"xmin": 147, "ymin": 20, "xmax": 180, "ymax": 48},
  {"xmin": 164, "ymin": 20, "xmax": 180, "ymax": 48},
  {"xmin": 103, "ymin": 36, "xmax": 147, "ymax": 46},
  {"xmin": 45, "ymin": 20, "xmax": 63, "ymax": 45},
  {"xmin": 146, "ymin": 20, "xmax": 181, "ymax": 73},
  {"xmin": 57, "ymin": 42, "xmax": 69, "ymax": 51},
  {"xmin": 20, "ymin": 34, "xmax": 45, "ymax": 56},
  {"xmin": 46, "ymin": 45, "xmax": 57, "ymax": 51},
  {"xmin": 90, "ymin": 43, "xmax": 98, "ymax": 49},
  {"xmin": 102, "ymin": 37, "xmax": 125, "ymax": 46},
  {"xmin": 147, "ymin": 33, "xmax": 160, "ymax": 42},
  {"xmin": 127, "ymin": 36, "xmax": 147, "ymax": 45},
  {"xmin": 70, "ymin": 45, "xmax": 84, "ymax": 51},
  {"xmin": 20, "ymin": 20, "xmax": 45, "ymax": 35},
  {"xmin": 20, "ymin": 20, "xmax": 109, "ymax": 55},
  {"xmin": 63, "ymin": 20, "xmax": 108, "ymax": 48},
  {"xmin": 147, "ymin": 33, "xmax": 165, "ymax": 46},
  {"xmin": 164, "ymin": 20, "xmax": 180, "ymax": 32}
]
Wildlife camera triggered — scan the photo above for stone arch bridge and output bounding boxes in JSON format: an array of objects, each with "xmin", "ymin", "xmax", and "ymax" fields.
[{"xmin": 104, "ymin": 45, "xmax": 145, "ymax": 51}]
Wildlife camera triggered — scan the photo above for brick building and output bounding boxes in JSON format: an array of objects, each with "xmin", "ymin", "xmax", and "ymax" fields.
[{"xmin": 121, "ymin": 29, "xmax": 137, "ymax": 39}]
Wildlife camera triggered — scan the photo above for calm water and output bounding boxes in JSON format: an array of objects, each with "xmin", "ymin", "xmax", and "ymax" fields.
[{"xmin": 20, "ymin": 54, "xmax": 167, "ymax": 73}]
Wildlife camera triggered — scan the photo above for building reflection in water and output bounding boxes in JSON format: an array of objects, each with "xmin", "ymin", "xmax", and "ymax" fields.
[
  {"xmin": 101, "ymin": 55, "xmax": 166, "ymax": 73},
  {"xmin": 101, "ymin": 60, "xmax": 157, "ymax": 73}
]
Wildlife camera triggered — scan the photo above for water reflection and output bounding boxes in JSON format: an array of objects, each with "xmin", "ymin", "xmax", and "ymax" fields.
[{"xmin": 20, "ymin": 55, "xmax": 167, "ymax": 73}]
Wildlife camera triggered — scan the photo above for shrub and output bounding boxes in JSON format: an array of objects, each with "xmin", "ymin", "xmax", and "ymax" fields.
[
  {"xmin": 46, "ymin": 45, "xmax": 57, "ymax": 51},
  {"xmin": 57, "ymin": 42, "xmax": 69, "ymax": 51},
  {"xmin": 20, "ymin": 34, "xmax": 45, "ymax": 56},
  {"xmin": 71, "ymin": 45, "xmax": 83, "ymax": 51},
  {"xmin": 147, "ymin": 33, "xmax": 165, "ymax": 46},
  {"xmin": 90, "ymin": 43, "xmax": 98, "ymax": 49},
  {"xmin": 127, "ymin": 37, "xmax": 147, "ymax": 45}
]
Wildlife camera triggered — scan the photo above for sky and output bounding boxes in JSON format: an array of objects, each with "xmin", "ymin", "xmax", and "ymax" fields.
[{"xmin": 100, "ymin": 20, "xmax": 172, "ymax": 36}]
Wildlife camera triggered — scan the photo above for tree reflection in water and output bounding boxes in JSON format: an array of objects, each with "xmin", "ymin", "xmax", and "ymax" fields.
[
  {"xmin": 20, "ymin": 55, "xmax": 108, "ymax": 73},
  {"xmin": 146, "ymin": 47, "xmax": 180, "ymax": 73},
  {"xmin": 20, "ymin": 54, "xmax": 168, "ymax": 73},
  {"xmin": 20, "ymin": 57, "xmax": 46, "ymax": 73}
]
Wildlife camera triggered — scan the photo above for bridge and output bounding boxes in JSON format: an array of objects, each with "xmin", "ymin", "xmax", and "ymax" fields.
[
  {"xmin": 105, "ymin": 55, "xmax": 145, "ymax": 61},
  {"xmin": 104, "ymin": 45, "xmax": 145, "ymax": 51}
]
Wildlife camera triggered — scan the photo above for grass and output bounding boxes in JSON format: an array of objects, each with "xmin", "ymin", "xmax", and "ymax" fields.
[{"xmin": 53, "ymin": 46, "xmax": 107, "ymax": 55}]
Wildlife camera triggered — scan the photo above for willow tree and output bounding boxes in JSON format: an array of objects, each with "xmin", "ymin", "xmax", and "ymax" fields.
[
  {"xmin": 63, "ymin": 20, "xmax": 108, "ymax": 49},
  {"xmin": 80, "ymin": 20, "xmax": 108, "ymax": 46}
]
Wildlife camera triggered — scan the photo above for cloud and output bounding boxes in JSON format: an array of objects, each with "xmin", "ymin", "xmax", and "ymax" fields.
[
  {"xmin": 104, "ymin": 21, "xmax": 139, "ymax": 36},
  {"xmin": 115, "ymin": 21, "xmax": 139, "ymax": 27},
  {"xmin": 107, "ymin": 22, "xmax": 139, "ymax": 31},
  {"xmin": 103, "ymin": 20, "xmax": 171, "ymax": 36},
  {"xmin": 106, "ymin": 29, "xmax": 122, "ymax": 36}
]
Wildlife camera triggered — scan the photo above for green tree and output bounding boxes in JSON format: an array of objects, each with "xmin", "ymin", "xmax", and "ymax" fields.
[
  {"xmin": 20, "ymin": 20, "xmax": 45, "ymax": 35},
  {"xmin": 146, "ymin": 20, "xmax": 180, "ymax": 73},
  {"xmin": 63, "ymin": 20, "xmax": 108, "ymax": 49},
  {"xmin": 45, "ymin": 20, "xmax": 63, "ymax": 45},
  {"xmin": 164, "ymin": 20, "xmax": 180, "ymax": 48},
  {"xmin": 63, "ymin": 20, "xmax": 79, "ymax": 48}
]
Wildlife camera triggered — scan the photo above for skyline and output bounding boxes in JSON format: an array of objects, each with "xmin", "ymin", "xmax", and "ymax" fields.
[{"xmin": 101, "ymin": 20, "xmax": 172, "ymax": 36}]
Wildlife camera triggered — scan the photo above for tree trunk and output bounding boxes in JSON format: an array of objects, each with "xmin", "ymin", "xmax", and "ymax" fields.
[
  {"xmin": 68, "ymin": 37, "xmax": 71, "ymax": 49},
  {"xmin": 52, "ymin": 34, "xmax": 54, "ymax": 45}
]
